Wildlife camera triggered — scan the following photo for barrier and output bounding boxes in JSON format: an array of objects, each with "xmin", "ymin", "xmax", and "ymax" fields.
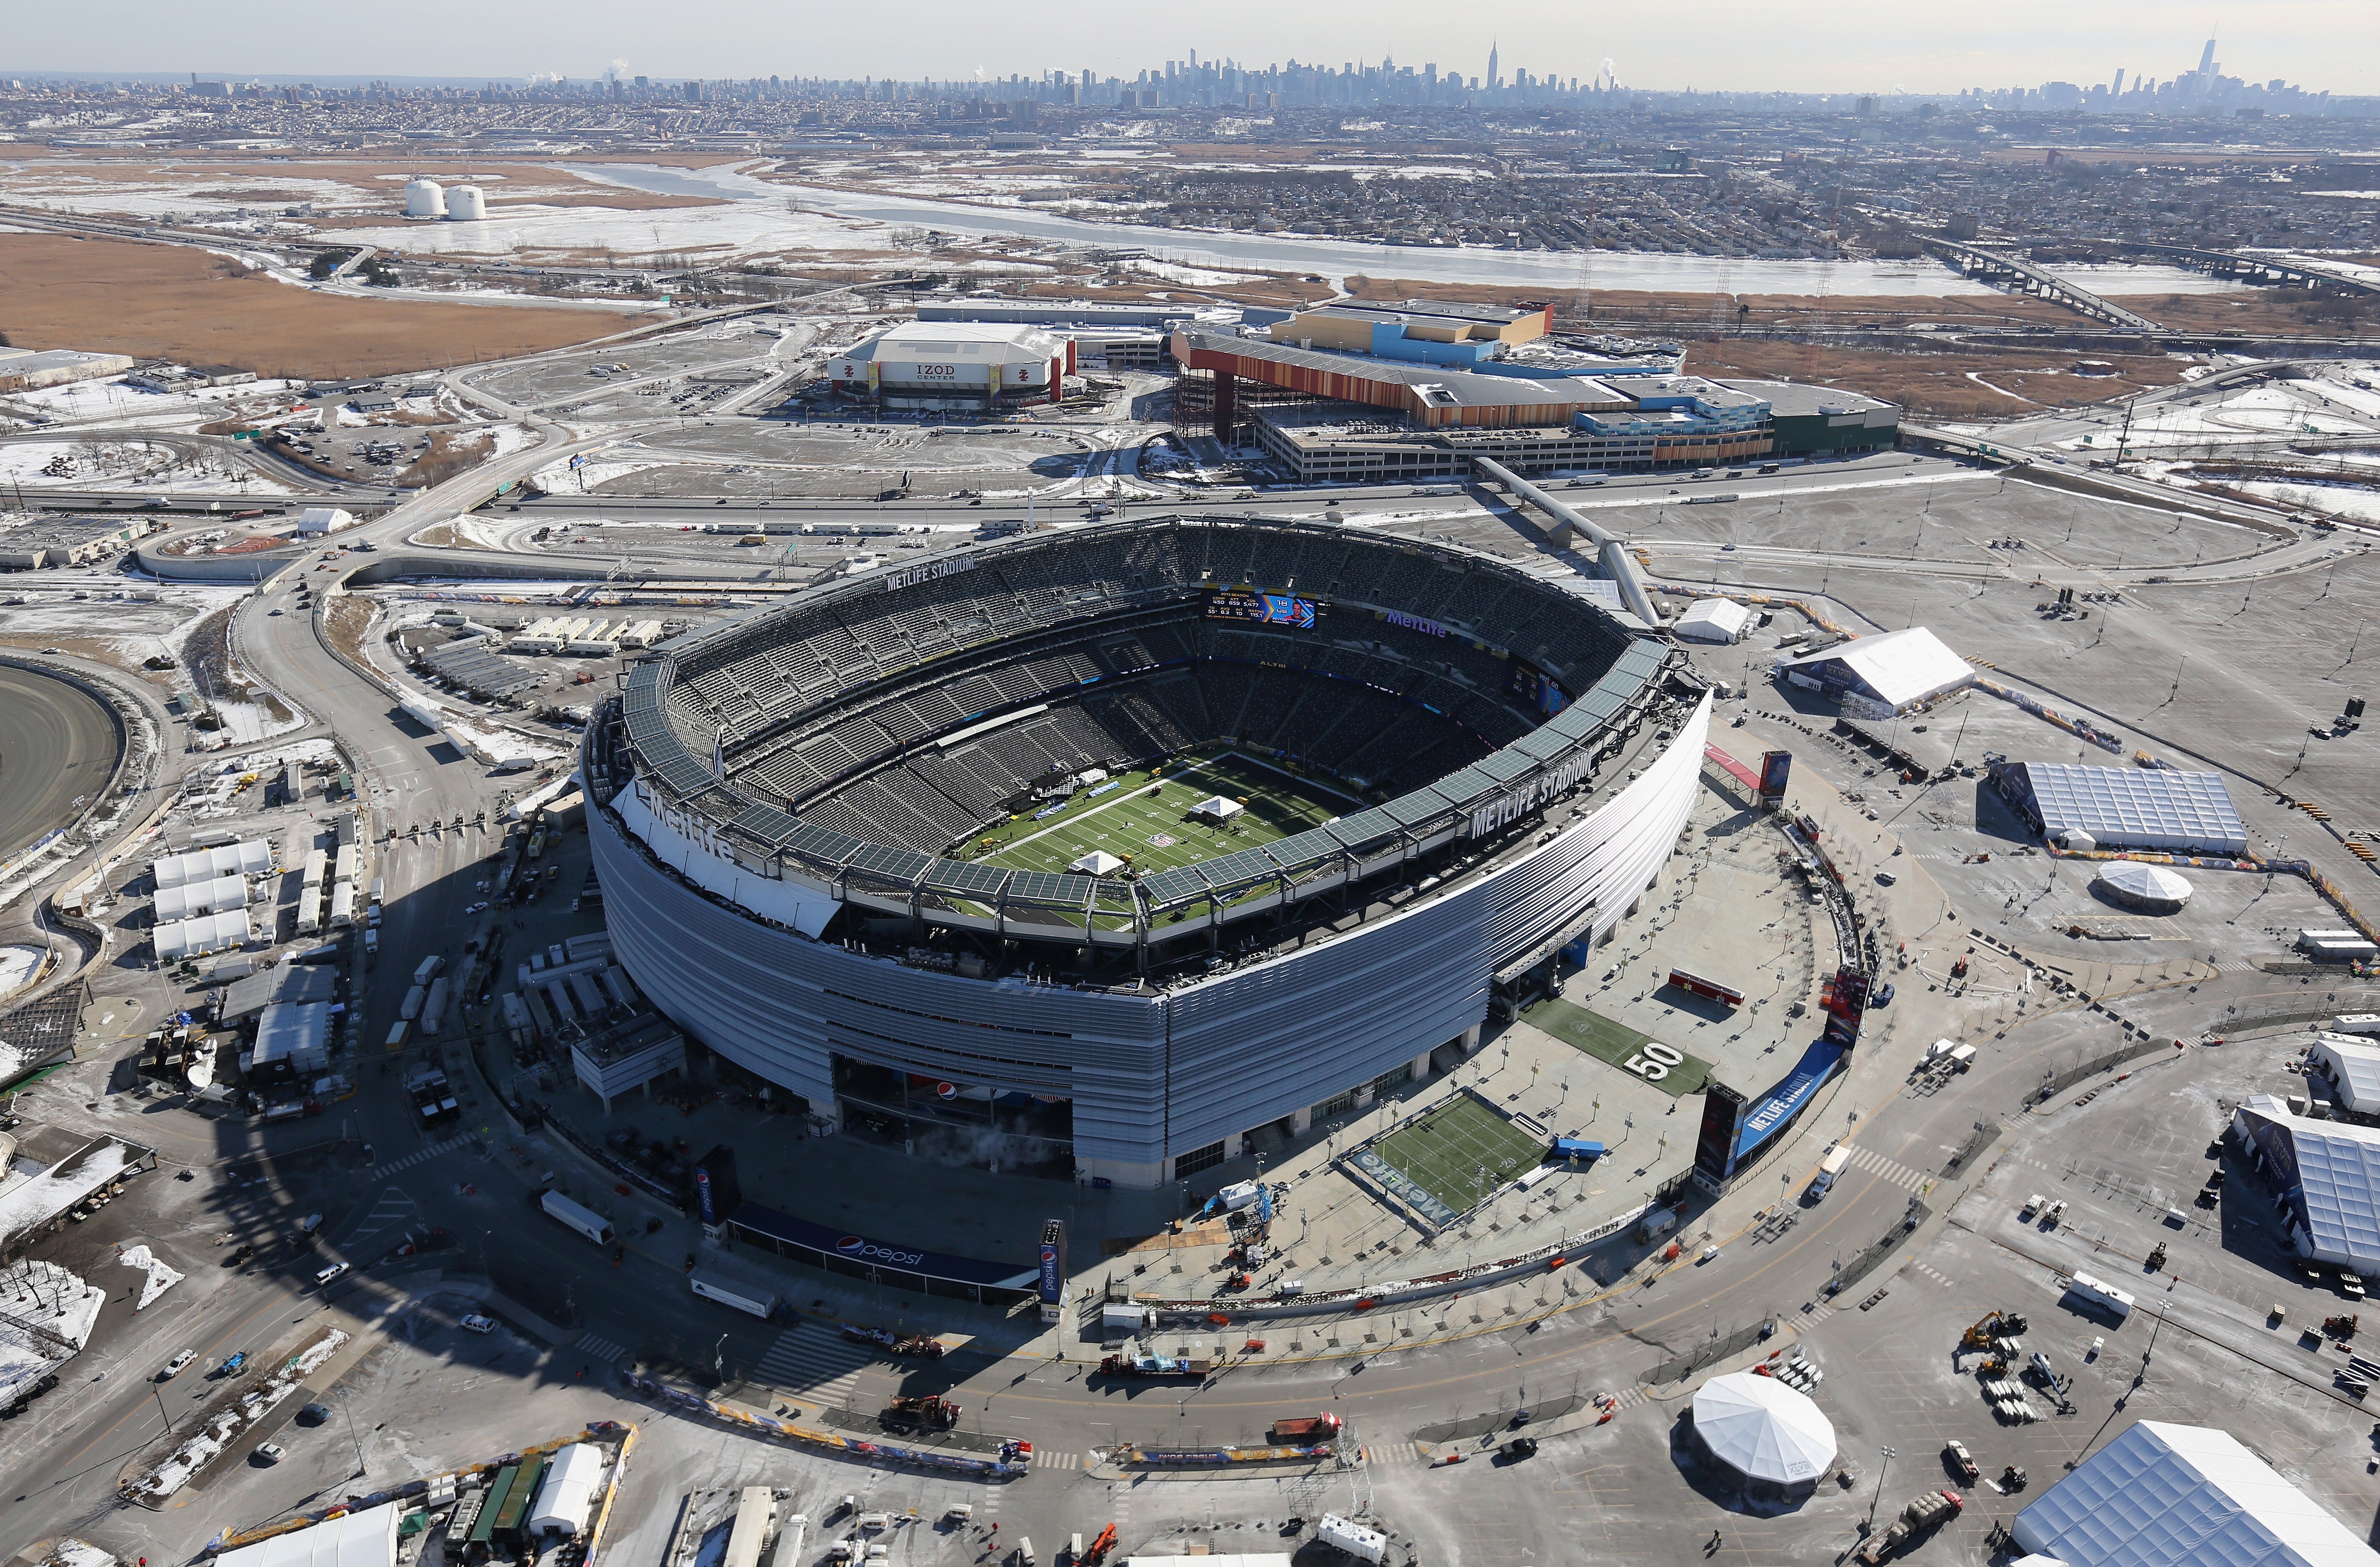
[
  {"xmin": 622, "ymin": 1375, "xmax": 1026, "ymax": 1481},
  {"xmin": 1123, "ymin": 1442, "xmax": 1333, "ymax": 1467}
]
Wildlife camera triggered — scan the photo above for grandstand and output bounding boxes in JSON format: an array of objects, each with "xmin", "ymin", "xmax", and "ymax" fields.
[{"xmin": 587, "ymin": 514, "xmax": 1711, "ymax": 1188}]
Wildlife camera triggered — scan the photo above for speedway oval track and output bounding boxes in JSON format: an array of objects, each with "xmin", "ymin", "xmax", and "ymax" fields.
[{"xmin": 0, "ymin": 664, "xmax": 120, "ymax": 861}]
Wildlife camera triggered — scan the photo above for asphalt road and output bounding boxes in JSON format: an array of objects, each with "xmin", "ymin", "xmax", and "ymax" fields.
[{"xmin": 0, "ymin": 663, "xmax": 119, "ymax": 861}]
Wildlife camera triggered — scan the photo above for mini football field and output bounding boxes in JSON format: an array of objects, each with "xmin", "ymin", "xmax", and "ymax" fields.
[{"xmin": 1366, "ymin": 1092, "xmax": 1546, "ymax": 1217}]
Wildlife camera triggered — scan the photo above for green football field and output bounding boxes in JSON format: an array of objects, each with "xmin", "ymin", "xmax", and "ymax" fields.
[
  {"xmin": 967, "ymin": 750, "xmax": 1355, "ymax": 880},
  {"xmin": 1521, "ymin": 996, "xmax": 1715, "ymax": 1099},
  {"xmin": 1369, "ymin": 1093, "xmax": 1546, "ymax": 1217}
]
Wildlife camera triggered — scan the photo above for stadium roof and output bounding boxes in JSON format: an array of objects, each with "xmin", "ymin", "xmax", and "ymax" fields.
[
  {"xmin": 2010, "ymin": 764, "xmax": 2248, "ymax": 856},
  {"xmin": 1780, "ymin": 626, "xmax": 1974, "ymax": 713},
  {"xmin": 2012, "ymin": 1421, "xmax": 2373, "ymax": 1567},
  {"xmin": 847, "ymin": 320, "xmax": 1069, "ymax": 362}
]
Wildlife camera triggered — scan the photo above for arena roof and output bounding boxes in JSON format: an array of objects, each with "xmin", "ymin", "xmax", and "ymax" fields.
[
  {"xmin": 846, "ymin": 320, "xmax": 1069, "ymax": 364},
  {"xmin": 2005, "ymin": 763, "xmax": 2248, "ymax": 855},
  {"xmin": 606, "ymin": 515, "xmax": 1679, "ymax": 940},
  {"xmin": 2012, "ymin": 1421, "xmax": 2372, "ymax": 1567}
]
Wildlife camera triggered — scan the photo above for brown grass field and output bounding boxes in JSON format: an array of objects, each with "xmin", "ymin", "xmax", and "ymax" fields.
[
  {"xmin": 0, "ymin": 233, "xmax": 660, "ymax": 379},
  {"xmin": 1679, "ymin": 338, "xmax": 2187, "ymax": 420}
]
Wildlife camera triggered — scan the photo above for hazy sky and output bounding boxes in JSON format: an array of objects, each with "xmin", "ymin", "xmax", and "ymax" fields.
[{"xmin": 10, "ymin": 0, "xmax": 2379, "ymax": 96}]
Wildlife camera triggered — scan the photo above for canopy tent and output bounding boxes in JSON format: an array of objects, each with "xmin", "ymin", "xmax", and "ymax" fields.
[
  {"xmin": 1070, "ymin": 849, "xmax": 1126, "ymax": 876},
  {"xmin": 1192, "ymin": 796, "xmax": 1245, "ymax": 824},
  {"xmin": 1672, "ymin": 598, "xmax": 1755, "ymax": 644},
  {"xmin": 2093, "ymin": 862, "xmax": 2195, "ymax": 912},
  {"xmin": 1780, "ymin": 626, "xmax": 1974, "ymax": 716},
  {"xmin": 1691, "ymin": 1370, "xmax": 1837, "ymax": 1485}
]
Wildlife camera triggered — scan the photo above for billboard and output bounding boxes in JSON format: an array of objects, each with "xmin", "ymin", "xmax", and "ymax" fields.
[
  {"xmin": 1505, "ymin": 659, "xmax": 1568, "ymax": 717},
  {"xmin": 1207, "ymin": 589, "xmax": 1316, "ymax": 629},
  {"xmin": 693, "ymin": 1144, "xmax": 744, "ymax": 1226},
  {"xmin": 1038, "ymin": 1219, "xmax": 1067, "ymax": 1323},
  {"xmin": 1692, "ymin": 1081, "xmax": 1747, "ymax": 1194},
  {"xmin": 1758, "ymin": 750, "xmax": 1793, "ymax": 804},
  {"xmin": 1821, "ymin": 965, "xmax": 1870, "ymax": 1048}
]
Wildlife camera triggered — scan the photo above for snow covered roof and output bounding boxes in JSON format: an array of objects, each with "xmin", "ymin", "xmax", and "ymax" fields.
[
  {"xmin": 2311, "ymin": 1037, "xmax": 2380, "ymax": 1116},
  {"xmin": 2012, "ymin": 1421, "xmax": 2374, "ymax": 1567},
  {"xmin": 1782, "ymin": 626, "xmax": 1974, "ymax": 712},
  {"xmin": 215, "ymin": 1499, "xmax": 400, "ymax": 1567},
  {"xmin": 1673, "ymin": 598, "xmax": 1754, "ymax": 643},
  {"xmin": 1691, "ymin": 1370, "xmax": 1837, "ymax": 1485}
]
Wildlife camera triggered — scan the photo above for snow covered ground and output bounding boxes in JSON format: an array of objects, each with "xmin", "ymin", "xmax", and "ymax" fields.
[
  {"xmin": 0, "ymin": 581, "xmax": 253, "ymax": 666},
  {"xmin": 0, "ymin": 1261, "xmax": 103, "ymax": 1411},
  {"xmin": 120, "ymin": 1242, "xmax": 185, "ymax": 1309}
]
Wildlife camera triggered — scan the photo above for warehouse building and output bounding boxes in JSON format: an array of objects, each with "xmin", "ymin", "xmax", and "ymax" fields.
[
  {"xmin": 0, "ymin": 347, "xmax": 135, "ymax": 394},
  {"xmin": 1776, "ymin": 626, "xmax": 1975, "ymax": 717},
  {"xmin": 825, "ymin": 321, "xmax": 1073, "ymax": 410},
  {"xmin": 2014, "ymin": 1419, "xmax": 2371, "ymax": 1567},
  {"xmin": 0, "ymin": 514, "xmax": 169, "ymax": 569},
  {"xmin": 1756, "ymin": 381, "xmax": 1902, "ymax": 457},
  {"xmin": 1989, "ymin": 761, "xmax": 2249, "ymax": 855}
]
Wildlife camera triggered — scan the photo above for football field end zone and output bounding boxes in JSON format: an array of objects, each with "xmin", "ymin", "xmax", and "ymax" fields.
[
  {"xmin": 1522, "ymin": 995, "xmax": 1714, "ymax": 1099},
  {"xmin": 1352, "ymin": 1088, "xmax": 1549, "ymax": 1227},
  {"xmin": 975, "ymin": 750, "xmax": 1348, "ymax": 877}
]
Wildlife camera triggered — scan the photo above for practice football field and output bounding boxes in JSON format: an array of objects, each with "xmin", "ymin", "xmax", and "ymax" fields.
[
  {"xmin": 969, "ymin": 750, "xmax": 1356, "ymax": 880},
  {"xmin": 1369, "ymin": 1092, "xmax": 1546, "ymax": 1216}
]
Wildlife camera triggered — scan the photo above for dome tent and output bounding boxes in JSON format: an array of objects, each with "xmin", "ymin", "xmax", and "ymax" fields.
[
  {"xmin": 2092, "ymin": 861, "xmax": 2193, "ymax": 913},
  {"xmin": 1691, "ymin": 1371, "xmax": 1837, "ymax": 1486}
]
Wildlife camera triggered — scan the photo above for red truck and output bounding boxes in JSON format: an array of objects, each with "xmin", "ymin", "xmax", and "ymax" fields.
[{"xmin": 1268, "ymin": 1414, "xmax": 1343, "ymax": 1443}]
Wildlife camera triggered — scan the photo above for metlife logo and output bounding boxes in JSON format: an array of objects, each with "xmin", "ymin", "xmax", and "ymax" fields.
[{"xmin": 836, "ymin": 1234, "xmax": 927, "ymax": 1267}]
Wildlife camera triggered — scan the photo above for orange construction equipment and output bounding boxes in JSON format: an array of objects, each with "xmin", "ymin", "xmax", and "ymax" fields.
[{"xmin": 1082, "ymin": 1525, "xmax": 1118, "ymax": 1567}]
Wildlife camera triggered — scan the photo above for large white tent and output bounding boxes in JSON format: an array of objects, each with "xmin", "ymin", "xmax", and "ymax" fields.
[
  {"xmin": 2014, "ymin": 1421, "xmax": 2373, "ymax": 1567},
  {"xmin": 215, "ymin": 1498, "xmax": 399, "ymax": 1567},
  {"xmin": 1192, "ymin": 796, "xmax": 1245, "ymax": 825},
  {"xmin": 1673, "ymin": 599, "xmax": 1755, "ymax": 644},
  {"xmin": 1070, "ymin": 849, "xmax": 1126, "ymax": 876},
  {"xmin": 1779, "ymin": 626, "xmax": 1974, "ymax": 716},
  {"xmin": 1691, "ymin": 1370, "xmax": 1837, "ymax": 1485}
]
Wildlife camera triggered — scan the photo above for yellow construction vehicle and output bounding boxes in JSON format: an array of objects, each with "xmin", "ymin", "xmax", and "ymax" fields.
[{"xmin": 1958, "ymin": 1310, "xmax": 2029, "ymax": 1355}]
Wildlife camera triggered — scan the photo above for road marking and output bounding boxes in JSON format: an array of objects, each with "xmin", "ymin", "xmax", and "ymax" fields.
[
  {"xmin": 1371, "ymin": 1440, "xmax": 1419, "ymax": 1464},
  {"xmin": 575, "ymin": 1332, "xmax": 629, "ymax": 1364},
  {"xmin": 373, "ymin": 1133, "xmax": 473, "ymax": 1178},
  {"xmin": 752, "ymin": 1322, "xmax": 878, "ymax": 1404},
  {"xmin": 1033, "ymin": 1448, "xmax": 1081, "ymax": 1469},
  {"xmin": 342, "ymin": 1189, "xmax": 416, "ymax": 1246},
  {"xmin": 1841, "ymin": 1145, "xmax": 1928, "ymax": 1191}
]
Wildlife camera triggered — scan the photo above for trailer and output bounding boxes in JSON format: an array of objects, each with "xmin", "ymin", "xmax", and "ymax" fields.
[
  {"xmin": 1100, "ymin": 1304, "xmax": 1155, "ymax": 1336},
  {"xmin": 1550, "ymin": 1137, "xmax": 1605, "ymax": 1163},
  {"xmin": 538, "ymin": 1189, "xmax": 615, "ymax": 1246},
  {"xmin": 421, "ymin": 976, "xmax": 451, "ymax": 1035},
  {"xmin": 1268, "ymin": 1413, "xmax": 1342, "ymax": 1443},
  {"xmin": 690, "ymin": 1270, "xmax": 777, "ymax": 1320},
  {"xmin": 2064, "ymin": 1271, "xmax": 2135, "ymax": 1320},
  {"xmin": 1667, "ymin": 968, "xmax": 1745, "ymax": 1008},
  {"xmin": 2331, "ymin": 1015, "xmax": 2380, "ymax": 1040},
  {"xmin": 885, "ymin": 1394, "xmax": 962, "ymax": 1431},
  {"xmin": 1318, "ymin": 1514, "xmax": 1387, "ymax": 1565},
  {"xmin": 414, "ymin": 954, "xmax": 446, "ymax": 987},
  {"xmin": 399, "ymin": 983, "xmax": 427, "ymax": 1022}
]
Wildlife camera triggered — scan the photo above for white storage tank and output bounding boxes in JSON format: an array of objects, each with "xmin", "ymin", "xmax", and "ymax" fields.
[
  {"xmin": 444, "ymin": 184, "xmax": 487, "ymax": 222},
  {"xmin": 403, "ymin": 178, "xmax": 444, "ymax": 218}
]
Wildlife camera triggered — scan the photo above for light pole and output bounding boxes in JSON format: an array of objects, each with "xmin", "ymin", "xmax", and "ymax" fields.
[{"xmin": 1869, "ymin": 1445, "xmax": 1895, "ymax": 1530}]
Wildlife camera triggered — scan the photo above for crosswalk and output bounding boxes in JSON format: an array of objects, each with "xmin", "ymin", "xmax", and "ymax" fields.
[
  {"xmin": 1837, "ymin": 1143, "xmax": 1928, "ymax": 1191},
  {"xmin": 1032, "ymin": 1448, "xmax": 1083, "ymax": 1470},
  {"xmin": 1370, "ymin": 1440, "xmax": 1419, "ymax": 1464},
  {"xmin": 1908, "ymin": 1259, "xmax": 1957, "ymax": 1289},
  {"xmin": 751, "ymin": 1322, "xmax": 880, "ymax": 1404},
  {"xmin": 575, "ymin": 1331, "xmax": 630, "ymax": 1364},
  {"xmin": 342, "ymin": 1188, "xmax": 417, "ymax": 1247},
  {"xmin": 1777, "ymin": 1301, "xmax": 1837, "ymax": 1336},
  {"xmin": 1604, "ymin": 1386, "xmax": 1648, "ymax": 1412},
  {"xmin": 374, "ymin": 1133, "xmax": 474, "ymax": 1178}
]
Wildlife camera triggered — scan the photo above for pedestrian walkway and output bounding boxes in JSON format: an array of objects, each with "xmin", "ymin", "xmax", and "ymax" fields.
[
  {"xmin": 575, "ymin": 1330, "xmax": 630, "ymax": 1364},
  {"xmin": 375, "ymin": 1132, "xmax": 473, "ymax": 1178},
  {"xmin": 1908, "ymin": 1259, "xmax": 1957, "ymax": 1288},
  {"xmin": 1032, "ymin": 1448, "xmax": 1083, "ymax": 1470},
  {"xmin": 752, "ymin": 1322, "xmax": 879, "ymax": 1405},
  {"xmin": 1777, "ymin": 1302, "xmax": 1836, "ymax": 1336},
  {"xmin": 1369, "ymin": 1440, "xmax": 1420, "ymax": 1464},
  {"xmin": 1839, "ymin": 1143, "xmax": 1928, "ymax": 1191}
]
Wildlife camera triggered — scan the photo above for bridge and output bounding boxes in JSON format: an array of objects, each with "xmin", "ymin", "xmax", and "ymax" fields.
[
  {"xmin": 1921, "ymin": 238, "xmax": 2164, "ymax": 332},
  {"xmin": 2099, "ymin": 241, "xmax": 2380, "ymax": 299}
]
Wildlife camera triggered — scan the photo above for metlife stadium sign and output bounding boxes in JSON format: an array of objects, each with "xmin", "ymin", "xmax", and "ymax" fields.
[
  {"xmin": 883, "ymin": 553, "xmax": 978, "ymax": 593},
  {"xmin": 1468, "ymin": 751, "xmax": 1596, "ymax": 839}
]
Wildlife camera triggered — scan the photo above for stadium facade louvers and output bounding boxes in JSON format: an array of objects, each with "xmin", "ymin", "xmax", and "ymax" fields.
[{"xmin": 585, "ymin": 515, "xmax": 1709, "ymax": 1188}]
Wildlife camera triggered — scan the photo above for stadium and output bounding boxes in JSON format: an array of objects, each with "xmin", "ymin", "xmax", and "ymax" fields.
[{"xmin": 584, "ymin": 515, "xmax": 1712, "ymax": 1189}]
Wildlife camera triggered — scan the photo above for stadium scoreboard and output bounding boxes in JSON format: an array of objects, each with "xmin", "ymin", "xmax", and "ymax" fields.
[{"xmin": 1206, "ymin": 588, "xmax": 1319, "ymax": 629}]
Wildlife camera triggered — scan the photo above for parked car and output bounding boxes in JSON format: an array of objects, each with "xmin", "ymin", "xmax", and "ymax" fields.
[
  {"xmin": 253, "ymin": 1442, "xmax": 286, "ymax": 1464},
  {"xmin": 296, "ymin": 1402, "xmax": 331, "ymax": 1426},
  {"xmin": 1944, "ymin": 1439, "xmax": 1978, "ymax": 1481},
  {"xmin": 159, "ymin": 1350, "xmax": 197, "ymax": 1381},
  {"xmin": 459, "ymin": 1314, "xmax": 498, "ymax": 1335},
  {"xmin": 313, "ymin": 1262, "xmax": 350, "ymax": 1287}
]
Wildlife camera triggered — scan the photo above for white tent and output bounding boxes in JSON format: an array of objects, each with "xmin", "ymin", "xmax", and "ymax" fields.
[
  {"xmin": 155, "ymin": 909, "xmax": 252, "ymax": 961},
  {"xmin": 2310, "ymin": 1036, "xmax": 2380, "ymax": 1116},
  {"xmin": 1781, "ymin": 626, "xmax": 1974, "ymax": 715},
  {"xmin": 154, "ymin": 838, "xmax": 272, "ymax": 888},
  {"xmin": 1691, "ymin": 1370, "xmax": 1837, "ymax": 1485},
  {"xmin": 155, "ymin": 873, "xmax": 250, "ymax": 922},
  {"xmin": 2014, "ymin": 1421, "xmax": 2373, "ymax": 1567},
  {"xmin": 1192, "ymin": 796, "xmax": 1245, "ymax": 825},
  {"xmin": 215, "ymin": 1498, "xmax": 399, "ymax": 1567},
  {"xmin": 2093, "ymin": 862, "xmax": 2194, "ymax": 912},
  {"xmin": 1070, "ymin": 849, "xmax": 1126, "ymax": 876},
  {"xmin": 527, "ymin": 1441, "xmax": 608, "ymax": 1538},
  {"xmin": 298, "ymin": 506, "xmax": 358, "ymax": 535},
  {"xmin": 1672, "ymin": 599, "xmax": 1755, "ymax": 644}
]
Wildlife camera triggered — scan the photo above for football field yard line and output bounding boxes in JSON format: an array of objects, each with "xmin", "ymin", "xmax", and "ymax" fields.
[
  {"xmin": 981, "ymin": 753, "xmax": 1347, "ymax": 878},
  {"xmin": 995, "ymin": 754, "xmax": 1245, "ymax": 857}
]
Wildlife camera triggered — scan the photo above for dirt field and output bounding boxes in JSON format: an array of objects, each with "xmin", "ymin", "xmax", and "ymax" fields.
[
  {"xmin": 2100, "ymin": 288, "xmax": 2379, "ymax": 335},
  {"xmin": 1338, "ymin": 275, "xmax": 2079, "ymax": 331},
  {"xmin": 0, "ymin": 234, "xmax": 661, "ymax": 379},
  {"xmin": 1678, "ymin": 338, "xmax": 2188, "ymax": 420}
]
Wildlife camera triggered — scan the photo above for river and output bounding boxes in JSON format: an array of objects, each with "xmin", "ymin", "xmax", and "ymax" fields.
[{"xmin": 564, "ymin": 161, "xmax": 2243, "ymax": 299}]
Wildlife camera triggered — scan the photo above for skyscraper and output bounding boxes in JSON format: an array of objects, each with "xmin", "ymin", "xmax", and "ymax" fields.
[
  {"xmin": 1488, "ymin": 43, "xmax": 1500, "ymax": 90},
  {"xmin": 2197, "ymin": 37, "xmax": 2217, "ymax": 80}
]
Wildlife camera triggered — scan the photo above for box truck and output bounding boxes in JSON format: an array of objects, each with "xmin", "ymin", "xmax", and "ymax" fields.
[
  {"xmin": 690, "ymin": 1271, "xmax": 777, "ymax": 1320},
  {"xmin": 538, "ymin": 1190, "xmax": 615, "ymax": 1246}
]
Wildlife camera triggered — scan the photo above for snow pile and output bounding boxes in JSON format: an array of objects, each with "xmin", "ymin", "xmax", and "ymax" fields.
[
  {"xmin": 0, "ymin": 1261, "xmax": 104, "ymax": 1409},
  {"xmin": 119, "ymin": 1244, "xmax": 184, "ymax": 1309},
  {"xmin": 128, "ymin": 1328, "xmax": 348, "ymax": 1501}
]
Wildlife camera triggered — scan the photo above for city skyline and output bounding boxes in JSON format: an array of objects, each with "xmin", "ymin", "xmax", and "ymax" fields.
[{"xmin": 6, "ymin": 0, "xmax": 2376, "ymax": 99}]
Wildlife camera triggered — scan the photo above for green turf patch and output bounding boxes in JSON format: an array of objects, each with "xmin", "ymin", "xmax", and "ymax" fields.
[
  {"xmin": 1363, "ymin": 1091, "xmax": 1547, "ymax": 1221},
  {"xmin": 968, "ymin": 750, "xmax": 1351, "ymax": 881},
  {"xmin": 1521, "ymin": 997, "xmax": 1714, "ymax": 1099}
]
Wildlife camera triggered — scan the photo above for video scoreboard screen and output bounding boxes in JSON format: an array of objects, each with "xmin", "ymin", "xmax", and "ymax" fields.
[{"xmin": 1206, "ymin": 589, "xmax": 1318, "ymax": 629}]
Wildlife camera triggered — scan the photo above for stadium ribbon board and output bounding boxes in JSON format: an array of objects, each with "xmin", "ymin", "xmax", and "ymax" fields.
[
  {"xmin": 1363, "ymin": 1091, "xmax": 1546, "ymax": 1221},
  {"xmin": 1521, "ymin": 997, "xmax": 1714, "ymax": 1099}
]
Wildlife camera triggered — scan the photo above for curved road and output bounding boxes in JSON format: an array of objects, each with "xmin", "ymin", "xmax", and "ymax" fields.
[{"xmin": 0, "ymin": 664, "xmax": 119, "ymax": 861}]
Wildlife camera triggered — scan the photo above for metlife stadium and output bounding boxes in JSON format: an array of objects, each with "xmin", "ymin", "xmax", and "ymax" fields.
[{"xmin": 584, "ymin": 514, "xmax": 1711, "ymax": 1188}]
